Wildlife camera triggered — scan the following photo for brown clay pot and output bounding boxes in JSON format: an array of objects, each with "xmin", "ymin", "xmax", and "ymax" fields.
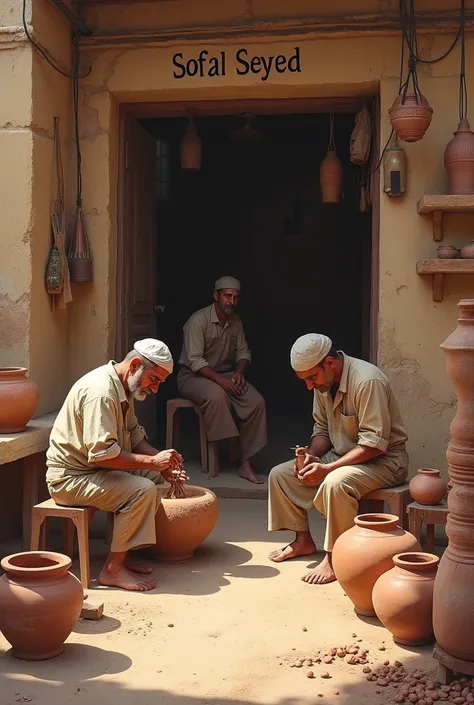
[
  {"xmin": 373, "ymin": 552, "xmax": 439, "ymax": 646},
  {"xmin": 154, "ymin": 486, "xmax": 219, "ymax": 560},
  {"xmin": 320, "ymin": 150, "xmax": 343, "ymax": 203},
  {"xmin": 0, "ymin": 368, "xmax": 39, "ymax": 433},
  {"xmin": 444, "ymin": 119, "xmax": 474, "ymax": 195},
  {"xmin": 0, "ymin": 551, "xmax": 83, "ymax": 660},
  {"xmin": 332, "ymin": 513, "xmax": 420, "ymax": 617},
  {"xmin": 460, "ymin": 240, "xmax": 474, "ymax": 259},
  {"xmin": 409, "ymin": 468, "xmax": 447, "ymax": 505},
  {"xmin": 433, "ymin": 299, "xmax": 474, "ymax": 661},
  {"xmin": 437, "ymin": 245, "xmax": 459, "ymax": 259},
  {"xmin": 389, "ymin": 93, "xmax": 433, "ymax": 142}
]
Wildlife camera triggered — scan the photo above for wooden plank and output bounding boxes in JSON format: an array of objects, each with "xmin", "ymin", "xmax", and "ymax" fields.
[
  {"xmin": 0, "ymin": 412, "xmax": 57, "ymax": 464},
  {"xmin": 418, "ymin": 195, "xmax": 474, "ymax": 214},
  {"xmin": 416, "ymin": 259, "xmax": 474, "ymax": 275}
]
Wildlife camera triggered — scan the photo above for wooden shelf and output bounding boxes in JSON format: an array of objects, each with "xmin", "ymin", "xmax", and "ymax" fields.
[
  {"xmin": 416, "ymin": 258, "xmax": 474, "ymax": 302},
  {"xmin": 417, "ymin": 195, "xmax": 474, "ymax": 242}
]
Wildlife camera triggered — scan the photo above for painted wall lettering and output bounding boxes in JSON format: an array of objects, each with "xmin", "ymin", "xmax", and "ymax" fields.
[{"xmin": 172, "ymin": 47, "xmax": 301, "ymax": 81}]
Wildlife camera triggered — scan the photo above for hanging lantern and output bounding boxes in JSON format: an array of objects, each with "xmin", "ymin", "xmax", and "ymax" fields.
[
  {"xmin": 68, "ymin": 207, "xmax": 92, "ymax": 282},
  {"xmin": 180, "ymin": 117, "xmax": 201, "ymax": 171},
  {"xmin": 320, "ymin": 112, "xmax": 343, "ymax": 203},
  {"xmin": 383, "ymin": 138, "xmax": 407, "ymax": 198}
]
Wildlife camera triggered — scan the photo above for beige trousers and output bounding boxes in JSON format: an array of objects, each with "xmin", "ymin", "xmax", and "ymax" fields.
[
  {"xmin": 268, "ymin": 449, "xmax": 408, "ymax": 551},
  {"xmin": 177, "ymin": 367, "xmax": 267, "ymax": 461},
  {"xmin": 48, "ymin": 469, "xmax": 164, "ymax": 553}
]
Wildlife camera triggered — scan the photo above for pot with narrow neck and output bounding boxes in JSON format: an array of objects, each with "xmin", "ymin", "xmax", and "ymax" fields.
[
  {"xmin": 444, "ymin": 119, "xmax": 474, "ymax": 195},
  {"xmin": 409, "ymin": 469, "xmax": 447, "ymax": 505},
  {"xmin": 0, "ymin": 368, "xmax": 39, "ymax": 433}
]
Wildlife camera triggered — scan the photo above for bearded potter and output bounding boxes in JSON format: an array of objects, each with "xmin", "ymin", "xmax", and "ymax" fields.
[{"xmin": 268, "ymin": 334, "xmax": 408, "ymax": 585}]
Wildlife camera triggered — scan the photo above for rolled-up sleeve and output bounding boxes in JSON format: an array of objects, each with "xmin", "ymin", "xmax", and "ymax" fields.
[
  {"xmin": 234, "ymin": 320, "xmax": 251, "ymax": 364},
  {"xmin": 82, "ymin": 396, "xmax": 122, "ymax": 463},
  {"xmin": 311, "ymin": 392, "xmax": 330, "ymax": 438},
  {"xmin": 355, "ymin": 380, "xmax": 391, "ymax": 451},
  {"xmin": 183, "ymin": 316, "xmax": 209, "ymax": 374}
]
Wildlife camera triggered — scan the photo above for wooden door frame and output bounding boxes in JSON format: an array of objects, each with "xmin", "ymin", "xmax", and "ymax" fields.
[{"xmin": 116, "ymin": 94, "xmax": 381, "ymax": 362}]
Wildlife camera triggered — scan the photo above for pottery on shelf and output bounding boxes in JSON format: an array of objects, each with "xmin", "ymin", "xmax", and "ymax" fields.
[
  {"xmin": 389, "ymin": 93, "xmax": 433, "ymax": 142},
  {"xmin": 332, "ymin": 513, "xmax": 420, "ymax": 617},
  {"xmin": 320, "ymin": 150, "xmax": 343, "ymax": 203},
  {"xmin": 409, "ymin": 468, "xmax": 447, "ymax": 505},
  {"xmin": 0, "ymin": 551, "xmax": 83, "ymax": 660},
  {"xmin": 154, "ymin": 485, "xmax": 219, "ymax": 560},
  {"xmin": 437, "ymin": 245, "xmax": 459, "ymax": 259},
  {"xmin": 372, "ymin": 552, "xmax": 439, "ymax": 646},
  {"xmin": 460, "ymin": 240, "xmax": 474, "ymax": 259},
  {"xmin": 0, "ymin": 368, "xmax": 39, "ymax": 434},
  {"xmin": 444, "ymin": 119, "xmax": 474, "ymax": 195},
  {"xmin": 433, "ymin": 299, "xmax": 474, "ymax": 662}
]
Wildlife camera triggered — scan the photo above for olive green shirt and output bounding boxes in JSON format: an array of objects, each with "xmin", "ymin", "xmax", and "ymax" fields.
[
  {"xmin": 312, "ymin": 353, "xmax": 407, "ymax": 459},
  {"xmin": 179, "ymin": 303, "xmax": 251, "ymax": 374},
  {"xmin": 46, "ymin": 361, "xmax": 146, "ymax": 484}
]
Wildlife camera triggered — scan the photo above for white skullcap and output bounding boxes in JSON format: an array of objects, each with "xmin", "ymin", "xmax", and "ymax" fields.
[
  {"xmin": 290, "ymin": 334, "xmax": 332, "ymax": 372},
  {"xmin": 214, "ymin": 276, "xmax": 240, "ymax": 291},
  {"xmin": 134, "ymin": 338, "xmax": 174, "ymax": 373}
]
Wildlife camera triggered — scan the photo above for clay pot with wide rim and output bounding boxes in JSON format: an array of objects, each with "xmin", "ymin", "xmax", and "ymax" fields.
[
  {"xmin": 0, "ymin": 368, "xmax": 39, "ymax": 434},
  {"xmin": 460, "ymin": 240, "xmax": 474, "ymax": 259},
  {"xmin": 373, "ymin": 552, "xmax": 439, "ymax": 646},
  {"xmin": 444, "ymin": 119, "xmax": 474, "ymax": 195},
  {"xmin": 389, "ymin": 93, "xmax": 433, "ymax": 143},
  {"xmin": 320, "ymin": 150, "xmax": 343, "ymax": 203},
  {"xmin": 332, "ymin": 513, "xmax": 420, "ymax": 617},
  {"xmin": 0, "ymin": 551, "xmax": 83, "ymax": 660},
  {"xmin": 154, "ymin": 486, "xmax": 219, "ymax": 560},
  {"xmin": 437, "ymin": 245, "xmax": 459, "ymax": 259},
  {"xmin": 409, "ymin": 469, "xmax": 447, "ymax": 505}
]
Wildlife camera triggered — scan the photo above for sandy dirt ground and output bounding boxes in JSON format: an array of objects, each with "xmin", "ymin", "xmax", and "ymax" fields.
[{"xmin": 0, "ymin": 498, "xmax": 439, "ymax": 705}]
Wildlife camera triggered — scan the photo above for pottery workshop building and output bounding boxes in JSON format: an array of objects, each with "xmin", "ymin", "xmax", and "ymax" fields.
[{"xmin": 0, "ymin": 1, "xmax": 473, "ymax": 542}]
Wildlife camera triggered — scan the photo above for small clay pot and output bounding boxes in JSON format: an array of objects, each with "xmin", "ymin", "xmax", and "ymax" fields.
[
  {"xmin": 409, "ymin": 468, "xmax": 447, "ymax": 505},
  {"xmin": 320, "ymin": 150, "xmax": 343, "ymax": 203},
  {"xmin": 389, "ymin": 93, "xmax": 433, "ymax": 142},
  {"xmin": 437, "ymin": 245, "xmax": 459, "ymax": 259},
  {"xmin": 460, "ymin": 240, "xmax": 474, "ymax": 259},
  {"xmin": 0, "ymin": 368, "xmax": 39, "ymax": 434},
  {"xmin": 373, "ymin": 552, "xmax": 439, "ymax": 646},
  {"xmin": 444, "ymin": 118, "xmax": 474, "ymax": 195}
]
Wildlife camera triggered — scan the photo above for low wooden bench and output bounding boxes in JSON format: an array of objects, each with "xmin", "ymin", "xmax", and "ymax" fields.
[
  {"xmin": 359, "ymin": 483, "xmax": 411, "ymax": 529},
  {"xmin": 406, "ymin": 500, "xmax": 448, "ymax": 551}
]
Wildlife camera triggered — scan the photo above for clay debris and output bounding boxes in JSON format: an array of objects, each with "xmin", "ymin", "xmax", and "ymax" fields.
[
  {"xmin": 368, "ymin": 663, "xmax": 474, "ymax": 705},
  {"xmin": 165, "ymin": 468, "xmax": 189, "ymax": 499},
  {"xmin": 288, "ymin": 642, "xmax": 370, "ymax": 673}
]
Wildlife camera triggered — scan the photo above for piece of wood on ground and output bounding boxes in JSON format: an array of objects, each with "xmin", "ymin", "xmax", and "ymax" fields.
[{"xmin": 81, "ymin": 599, "xmax": 104, "ymax": 620}]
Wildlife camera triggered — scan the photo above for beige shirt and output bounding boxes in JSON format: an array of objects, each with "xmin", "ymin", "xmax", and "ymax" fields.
[
  {"xmin": 312, "ymin": 354, "xmax": 407, "ymax": 459},
  {"xmin": 46, "ymin": 361, "xmax": 146, "ymax": 484},
  {"xmin": 179, "ymin": 303, "xmax": 251, "ymax": 374}
]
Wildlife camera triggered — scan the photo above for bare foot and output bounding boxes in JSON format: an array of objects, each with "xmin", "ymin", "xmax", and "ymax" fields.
[
  {"xmin": 239, "ymin": 463, "xmax": 265, "ymax": 484},
  {"xmin": 99, "ymin": 566, "xmax": 156, "ymax": 591},
  {"xmin": 269, "ymin": 534, "xmax": 317, "ymax": 563},
  {"xmin": 301, "ymin": 553, "xmax": 336, "ymax": 585},
  {"xmin": 125, "ymin": 557, "xmax": 153, "ymax": 575}
]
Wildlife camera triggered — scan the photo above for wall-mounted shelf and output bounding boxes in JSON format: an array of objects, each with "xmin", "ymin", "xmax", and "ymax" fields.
[
  {"xmin": 418, "ymin": 195, "xmax": 474, "ymax": 242},
  {"xmin": 416, "ymin": 258, "xmax": 474, "ymax": 301}
]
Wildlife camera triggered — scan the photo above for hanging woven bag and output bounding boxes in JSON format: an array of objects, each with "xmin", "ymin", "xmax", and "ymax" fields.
[{"xmin": 350, "ymin": 106, "xmax": 371, "ymax": 165}]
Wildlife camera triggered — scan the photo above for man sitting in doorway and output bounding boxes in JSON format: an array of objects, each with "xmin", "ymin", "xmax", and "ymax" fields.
[
  {"xmin": 46, "ymin": 339, "xmax": 183, "ymax": 592},
  {"xmin": 177, "ymin": 276, "xmax": 267, "ymax": 485},
  {"xmin": 268, "ymin": 333, "xmax": 408, "ymax": 585}
]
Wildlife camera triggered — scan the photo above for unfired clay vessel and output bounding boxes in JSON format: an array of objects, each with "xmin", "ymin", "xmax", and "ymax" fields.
[
  {"xmin": 320, "ymin": 150, "xmax": 343, "ymax": 203},
  {"xmin": 437, "ymin": 245, "xmax": 459, "ymax": 259},
  {"xmin": 332, "ymin": 513, "xmax": 420, "ymax": 617},
  {"xmin": 154, "ymin": 485, "xmax": 219, "ymax": 560},
  {"xmin": 444, "ymin": 119, "xmax": 474, "ymax": 195},
  {"xmin": 0, "ymin": 368, "xmax": 39, "ymax": 434},
  {"xmin": 373, "ymin": 552, "xmax": 439, "ymax": 646},
  {"xmin": 409, "ymin": 469, "xmax": 447, "ymax": 505},
  {"xmin": 460, "ymin": 240, "xmax": 474, "ymax": 259},
  {"xmin": 0, "ymin": 551, "xmax": 83, "ymax": 660},
  {"xmin": 433, "ymin": 299, "xmax": 474, "ymax": 662},
  {"xmin": 389, "ymin": 93, "xmax": 433, "ymax": 142}
]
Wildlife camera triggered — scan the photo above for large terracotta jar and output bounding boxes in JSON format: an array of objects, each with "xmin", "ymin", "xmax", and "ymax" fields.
[
  {"xmin": 373, "ymin": 552, "xmax": 439, "ymax": 646},
  {"xmin": 320, "ymin": 150, "xmax": 343, "ymax": 203},
  {"xmin": 0, "ymin": 551, "xmax": 83, "ymax": 660},
  {"xmin": 444, "ymin": 119, "xmax": 474, "ymax": 195},
  {"xmin": 389, "ymin": 93, "xmax": 433, "ymax": 142},
  {"xmin": 154, "ymin": 486, "xmax": 219, "ymax": 560},
  {"xmin": 409, "ymin": 469, "xmax": 447, "ymax": 505},
  {"xmin": 0, "ymin": 368, "xmax": 39, "ymax": 433},
  {"xmin": 332, "ymin": 513, "xmax": 420, "ymax": 617},
  {"xmin": 433, "ymin": 299, "xmax": 474, "ymax": 662}
]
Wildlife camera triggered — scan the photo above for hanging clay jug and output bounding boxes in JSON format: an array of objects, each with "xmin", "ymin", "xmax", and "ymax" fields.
[
  {"xmin": 433, "ymin": 299, "xmax": 474, "ymax": 662},
  {"xmin": 460, "ymin": 240, "xmax": 474, "ymax": 259},
  {"xmin": 0, "ymin": 551, "xmax": 83, "ymax": 660},
  {"xmin": 409, "ymin": 469, "xmax": 447, "ymax": 505},
  {"xmin": 389, "ymin": 93, "xmax": 433, "ymax": 142},
  {"xmin": 332, "ymin": 513, "xmax": 420, "ymax": 617},
  {"xmin": 0, "ymin": 368, "xmax": 39, "ymax": 434},
  {"xmin": 68, "ymin": 207, "xmax": 92, "ymax": 283},
  {"xmin": 180, "ymin": 118, "xmax": 201, "ymax": 171},
  {"xmin": 437, "ymin": 245, "xmax": 459, "ymax": 259},
  {"xmin": 320, "ymin": 151, "xmax": 343, "ymax": 203},
  {"xmin": 373, "ymin": 552, "xmax": 439, "ymax": 646},
  {"xmin": 444, "ymin": 119, "xmax": 474, "ymax": 195}
]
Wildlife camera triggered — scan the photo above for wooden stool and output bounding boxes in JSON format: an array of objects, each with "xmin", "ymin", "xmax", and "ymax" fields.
[
  {"xmin": 359, "ymin": 483, "xmax": 411, "ymax": 529},
  {"xmin": 30, "ymin": 498, "xmax": 114, "ymax": 590},
  {"xmin": 433, "ymin": 642, "xmax": 474, "ymax": 684},
  {"xmin": 406, "ymin": 500, "xmax": 448, "ymax": 552}
]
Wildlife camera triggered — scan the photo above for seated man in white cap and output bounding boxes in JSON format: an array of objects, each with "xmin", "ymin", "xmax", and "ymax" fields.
[
  {"xmin": 268, "ymin": 334, "xmax": 408, "ymax": 585},
  {"xmin": 177, "ymin": 276, "xmax": 267, "ymax": 484},
  {"xmin": 46, "ymin": 339, "xmax": 183, "ymax": 592}
]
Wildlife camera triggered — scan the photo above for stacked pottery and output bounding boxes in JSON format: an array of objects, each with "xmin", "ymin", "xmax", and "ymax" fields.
[
  {"xmin": 444, "ymin": 119, "xmax": 474, "ymax": 194},
  {"xmin": 409, "ymin": 469, "xmax": 447, "ymax": 505},
  {"xmin": 373, "ymin": 552, "xmax": 439, "ymax": 646},
  {"xmin": 0, "ymin": 368, "xmax": 39, "ymax": 433},
  {"xmin": 389, "ymin": 93, "xmax": 433, "ymax": 142},
  {"xmin": 332, "ymin": 513, "xmax": 420, "ymax": 617}
]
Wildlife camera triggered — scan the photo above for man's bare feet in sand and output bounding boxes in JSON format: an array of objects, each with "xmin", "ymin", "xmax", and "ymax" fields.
[
  {"xmin": 301, "ymin": 552, "xmax": 336, "ymax": 585},
  {"xmin": 99, "ymin": 552, "xmax": 156, "ymax": 591},
  {"xmin": 268, "ymin": 531, "xmax": 317, "ymax": 563},
  {"xmin": 239, "ymin": 460, "xmax": 265, "ymax": 485}
]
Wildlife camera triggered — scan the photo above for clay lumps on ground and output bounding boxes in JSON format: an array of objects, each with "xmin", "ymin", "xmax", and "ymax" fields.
[{"xmin": 368, "ymin": 663, "xmax": 474, "ymax": 704}]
